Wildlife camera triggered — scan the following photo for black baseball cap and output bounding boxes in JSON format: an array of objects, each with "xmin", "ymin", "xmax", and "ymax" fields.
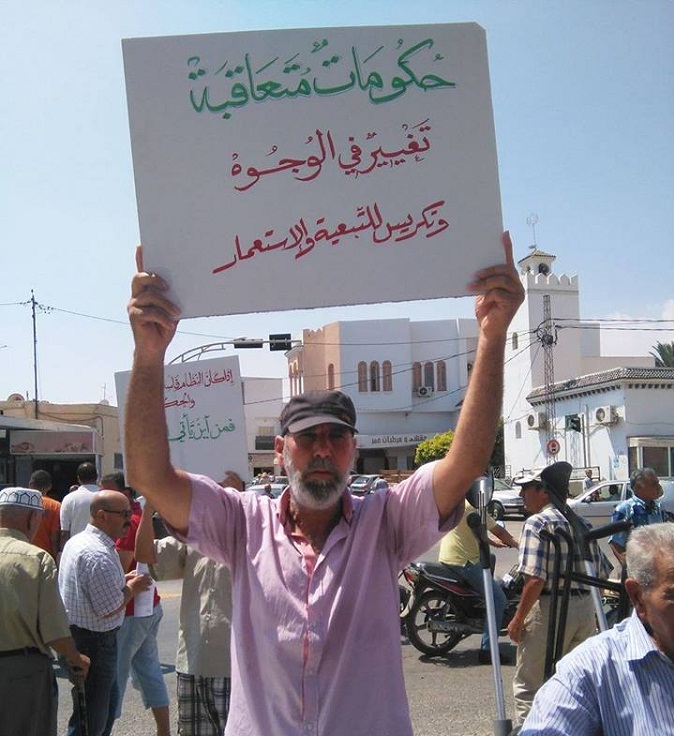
[{"xmin": 280, "ymin": 390, "xmax": 358, "ymax": 435}]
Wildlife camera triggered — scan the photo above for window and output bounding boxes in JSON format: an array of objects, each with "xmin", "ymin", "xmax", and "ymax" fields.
[
  {"xmin": 369, "ymin": 361, "xmax": 380, "ymax": 392},
  {"xmin": 515, "ymin": 422, "xmax": 522, "ymax": 439},
  {"xmin": 423, "ymin": 362, "xmax": 434, "ymax": 390},
  {"xmin": 512, "ymin": 332, "xmax": 519, "ymax": 351},
  {"xmin": 357, "ymin": 362, "xmax": 368, "ymax": 392},
  {"xmin": 382, "ymin": 361, "xmax": 393, "ymax": 391},
  {"xmin": 412, "ymin": 362, "xmax": 422, "ymax": 390},
  {"xmin": 255, "ymin": 427, "xmax": 275, "ymax": 450},
  {"xmin": 327, "ymin": 363, "xmax": 335, "ymax": 390},
  {"xmin": 436, "ymin": 361, "xmax": 447, "ymax": 392}
]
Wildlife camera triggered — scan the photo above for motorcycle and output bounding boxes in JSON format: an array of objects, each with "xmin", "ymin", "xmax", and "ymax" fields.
[{"xmin": 400, "ymin": 560, "xmax": 522, "ymax": 657}]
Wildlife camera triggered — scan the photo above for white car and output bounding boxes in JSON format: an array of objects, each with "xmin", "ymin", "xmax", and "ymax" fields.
[
  {"xmin": 568, "ymin": 478, "xmax": 674, "ymax": 528},
  {"xmin": 487, "ymin": 479, "xmax": 527, "ymax": 520}
]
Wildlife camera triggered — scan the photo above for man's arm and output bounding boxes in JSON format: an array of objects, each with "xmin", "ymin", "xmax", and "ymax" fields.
[
  {"xmin": 507, "ymin": 575, "xmax": 545, "ymax": 644},
  {"xmin": 101, "ymin": 572, "xmax": 152, "ymax": 618},
  {"xmin": 490, "ymin": 523, "xmax": 519, "ymax": 549},
  {"xmin": 135, "ymin": 502, "xmax": 158, "ymax": 566},
  {"xmin": 432, "ymin": 232, "xmax": 524, "ymax": 518},
  {"xmin": 48, "ymin": 637, "xmax": 90, "ymax": 680},
  {"xmin": 125, "ymin": 246, "xmax": 192, "ymax": 533}
]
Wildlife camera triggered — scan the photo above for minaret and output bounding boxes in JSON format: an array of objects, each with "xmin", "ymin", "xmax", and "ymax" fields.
[{"xmin": 503, "ymin": 220, "xmax": 582, "ymax": 474}]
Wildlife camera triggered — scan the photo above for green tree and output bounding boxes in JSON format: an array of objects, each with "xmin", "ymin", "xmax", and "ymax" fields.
[
  {"xmin": 414, "ymin": 421, "xmax": 504, "ymax": 470},
  {"xmin": 414, "ymin": 430, "xmax": 455, "ymax": 466},
  {"xmin": 650, "ymin": 341, "xmax": 674, "ymax": 367}
]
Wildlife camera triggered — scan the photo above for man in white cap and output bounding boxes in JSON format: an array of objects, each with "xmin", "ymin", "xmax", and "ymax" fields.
[{"xmin": 0, "ymin": 487, "xmax": 90, "ymax": 736}]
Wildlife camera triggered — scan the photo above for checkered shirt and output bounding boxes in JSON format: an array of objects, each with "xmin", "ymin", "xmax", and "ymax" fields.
[
  {"xmin": 58, "ymin": 524, "xmax": 126, "ymax": 631},
  {"xmin": 516, "ymin": 504, "xmax": 611, "ymax": 589}
]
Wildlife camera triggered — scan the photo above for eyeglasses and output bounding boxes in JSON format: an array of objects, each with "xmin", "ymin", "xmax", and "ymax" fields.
[
  {"xmin": 102, "ymin": 508, "xmax": 132, "ymax": 519},
  {"xmin": 290, "ymin": 428, "xmax": 353, "ymax": 451}
]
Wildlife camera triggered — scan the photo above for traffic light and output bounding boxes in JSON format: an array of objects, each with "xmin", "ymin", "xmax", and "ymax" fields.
[
  {"xmin": 232, "ymin": 338, "xmax": 264, "ymax": 349},
  {"xmin": 565, "ymin": 414, "xmax": 582, "ymax": 433},
  {"xmin": 269, "ymin": 333, "xmax": 292, "ymax": 352}
]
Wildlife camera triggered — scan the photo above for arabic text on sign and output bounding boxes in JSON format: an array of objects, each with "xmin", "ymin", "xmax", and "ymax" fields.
[
  {"xmin": 211, "ymin": 198, "xmax": 450, "ymax": 275},
  {"xmin": 188, "ymin": 38, "xmax": 455, "ymax": 120}
]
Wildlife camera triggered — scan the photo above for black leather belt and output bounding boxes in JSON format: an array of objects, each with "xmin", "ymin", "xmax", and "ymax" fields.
[
  {"xmin": 0, "ymin": 647, "xmax": 45, "ymax": 658},
  {"xmin": 541, "ymin": 589, "xmax": 590, "ymax": 597}
]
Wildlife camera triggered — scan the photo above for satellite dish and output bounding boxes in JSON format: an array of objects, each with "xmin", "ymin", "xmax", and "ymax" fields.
[{"xmin": 6, "ymin": 393, "xmax": 24, "ymax": 402}]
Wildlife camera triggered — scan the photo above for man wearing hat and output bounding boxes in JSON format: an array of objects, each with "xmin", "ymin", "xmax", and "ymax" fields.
[
  {"xmin": 507, "ymin": 464, "xmax": 610, "ymax": 725},
  {"xmin": 0, "ymin": 487, "xmax": 89, "ymax": 736},
  {"xmin": 123, "ymin": 233, "xmax": 525, "ymax": 736}
]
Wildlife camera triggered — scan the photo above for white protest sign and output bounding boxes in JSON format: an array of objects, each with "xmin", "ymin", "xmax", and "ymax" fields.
[
  {"xmin": 115, "ymin": 355, "xmax": 248, "ymax": 482},
  {"xmin": 123, "ymin": 23, "xmax": 502, "ymax": 318}
]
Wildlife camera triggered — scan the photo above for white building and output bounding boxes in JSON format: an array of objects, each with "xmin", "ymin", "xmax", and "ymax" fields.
[
  {"xmin": 503, "ymin": 247, "xmax": 673, "ymax": 482},
  {"xmin": 285, "ymin": 245, "xmax": 673, "ymax": 481},
  {"xmin": 242, "ymin": 376, "xmax": 284, "ymax": 476}
]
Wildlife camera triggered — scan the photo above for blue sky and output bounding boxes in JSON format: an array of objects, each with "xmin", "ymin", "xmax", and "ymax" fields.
[{"xmin": 2, "ymin": 0, "xmax": 673, "ymax": 405}]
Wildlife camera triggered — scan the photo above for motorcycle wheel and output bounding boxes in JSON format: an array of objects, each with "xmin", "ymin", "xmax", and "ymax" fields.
[{"xmin": 406, "ymin": 589, "xmax": 464, "ymax": 656}]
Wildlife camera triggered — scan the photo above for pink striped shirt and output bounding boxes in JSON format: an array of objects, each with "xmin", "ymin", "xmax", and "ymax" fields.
[{"xmin": 177, "ymin": 461, "xmax": 458, "ymax": 736}]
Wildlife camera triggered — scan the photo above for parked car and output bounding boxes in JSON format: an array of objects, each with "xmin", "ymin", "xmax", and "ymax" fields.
[
  {"xmin": 568, "ymin": 478, "xmax": 674, "ymax": 528},
  {"xmin": 349, "ymin": 474, "xmax": 389, "ymax": 496},
  {"xmin": 245, "ymin": 482, "xmax": 286, "ymax": 498},
  {"xmin": 487, "ymin": 478, "xmax": 527, "ymax": 520}
]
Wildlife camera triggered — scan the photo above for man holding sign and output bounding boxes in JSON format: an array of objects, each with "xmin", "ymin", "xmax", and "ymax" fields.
[{"xmin": 124, "ymin": 233, "xmax": 523, "ymax": 736}]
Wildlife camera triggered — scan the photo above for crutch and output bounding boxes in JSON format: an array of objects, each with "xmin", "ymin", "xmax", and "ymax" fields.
[
  {"xmin": 467, "ymin": 473, "xmax": 513, "ymax": 736},
  {"xmin": 74, "ymin": 673, "xmax": 89, "ymax": 736}
]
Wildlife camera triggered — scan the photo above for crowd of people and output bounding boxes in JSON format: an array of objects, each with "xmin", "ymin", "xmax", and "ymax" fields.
[{"xmin": 1, "ymin": 234, "xmax": 672, "ymax": 735}]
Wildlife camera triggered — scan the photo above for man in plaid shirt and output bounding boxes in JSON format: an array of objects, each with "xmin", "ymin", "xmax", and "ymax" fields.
[{"xmin": 507, "ymin": 464, "xmax": 611, "ymax": 726}]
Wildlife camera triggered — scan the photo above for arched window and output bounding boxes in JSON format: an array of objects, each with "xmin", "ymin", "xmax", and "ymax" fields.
[
  {"xmin": 327, "ymin": 363, "xmax": 335, "ymax": 390},
  {"xmin": 357, "ymin": 361, "xmax": 368, "ymax": 392},
  {"xmin": 412, "ymin": 362, "xmax": 422, "ymax": 390},
  {"xmin": 423, "ymin": 361, "xmax": 434, "ymax": 390},
  {"xmin": 382, "ymin": 361, "xmax": 393, "ymax": 391},
  {"xmin": 512, "ymin": 332, "xmax": 519, "ymax": 351},
  {"xmin": 436, "ymin": 361, "xmax": 447, "ymax": 392},
  {"xmin": 369, "ymin": 361, "xmax": 380, "ymax": 392},
  {"xmin": 515, "ymin": 421, "xmax": 522, "ymax": 439}
]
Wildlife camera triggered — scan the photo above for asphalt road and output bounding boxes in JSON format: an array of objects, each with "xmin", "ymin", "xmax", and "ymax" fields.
[{"xmin": 56, "ymin": 520, "xmax": 525, "ymax": 736}]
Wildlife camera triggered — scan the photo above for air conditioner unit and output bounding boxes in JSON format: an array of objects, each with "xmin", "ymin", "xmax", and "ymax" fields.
[
  {"xmin": 594, "ymin": 405, "xmax": 617, "ymax": 425},
  {"xmin": 415, "ymin": 386, "xmax": 435, "ymax": 398},
  {"xmin": 526, "ymin": 411, "xmax": 547, "ymax": 430}
]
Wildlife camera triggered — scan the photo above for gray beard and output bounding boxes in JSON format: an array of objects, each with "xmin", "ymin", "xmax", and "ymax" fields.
[{"xmin": 283, "ymin": 445, "xmax": 350, "ymax": 511}]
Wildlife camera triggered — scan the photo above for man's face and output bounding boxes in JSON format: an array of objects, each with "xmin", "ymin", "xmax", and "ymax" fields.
[
  {"xmin": 99, "ymin": 498, "xmax": 133, "ymax": 539},
  {"xmin": 277, "ymin": 423, "xmax": 356, "ymax": 510},
  {"xmin": 519, "ymin": 483, "xmax": 547, "ymax": 513},
  {"xmin": 627, "ymin": 555, "xmax": 674, "ymax": 660},
  {"xmin": 634, "ymin": 475, "xmax": 663, "ymax": 503}
]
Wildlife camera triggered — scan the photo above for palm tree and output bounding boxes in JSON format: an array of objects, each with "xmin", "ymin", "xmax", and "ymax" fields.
[{"xmin": 650, "ymin": 341, "xmax": 674, "ymax": 367}]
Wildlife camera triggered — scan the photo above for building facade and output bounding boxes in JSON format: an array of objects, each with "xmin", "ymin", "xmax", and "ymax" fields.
[
  {"xmin": 503, "ymin": 247, "xmax": 672, "ymax": 483},
  {"xmin": 0, "ymin": 377, "xmax": 284, "ymax": 491}
]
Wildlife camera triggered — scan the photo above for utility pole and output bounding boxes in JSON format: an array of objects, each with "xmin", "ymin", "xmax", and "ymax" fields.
[
  {"xmin": 537, "ymin": 294, "xmax": 558, "ymax": 460},
  {"xmin": 31, "ymin": 290, "xmax": 39, "ymax": 419}
]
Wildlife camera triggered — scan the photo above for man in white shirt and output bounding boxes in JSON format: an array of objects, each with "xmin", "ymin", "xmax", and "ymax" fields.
[{"xmin": 60, "ymin": 462, "xmax": 100, "ymax": 549}]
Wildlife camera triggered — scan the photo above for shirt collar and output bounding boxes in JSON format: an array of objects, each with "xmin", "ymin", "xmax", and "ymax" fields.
[
  {"xmin": 624, "ymin": 609, "xmax": 667, "ymax": 663},
  {"xmin": 278, "ymin": 487, "xmax": 353, "ymax": 525},
  {"xmin": 85, "ymin": 523, "xmax": 117, "ymax": 548},
  {"xmin": 0, "ymin": 527, "xmax": 30, "ymax": 544}
]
